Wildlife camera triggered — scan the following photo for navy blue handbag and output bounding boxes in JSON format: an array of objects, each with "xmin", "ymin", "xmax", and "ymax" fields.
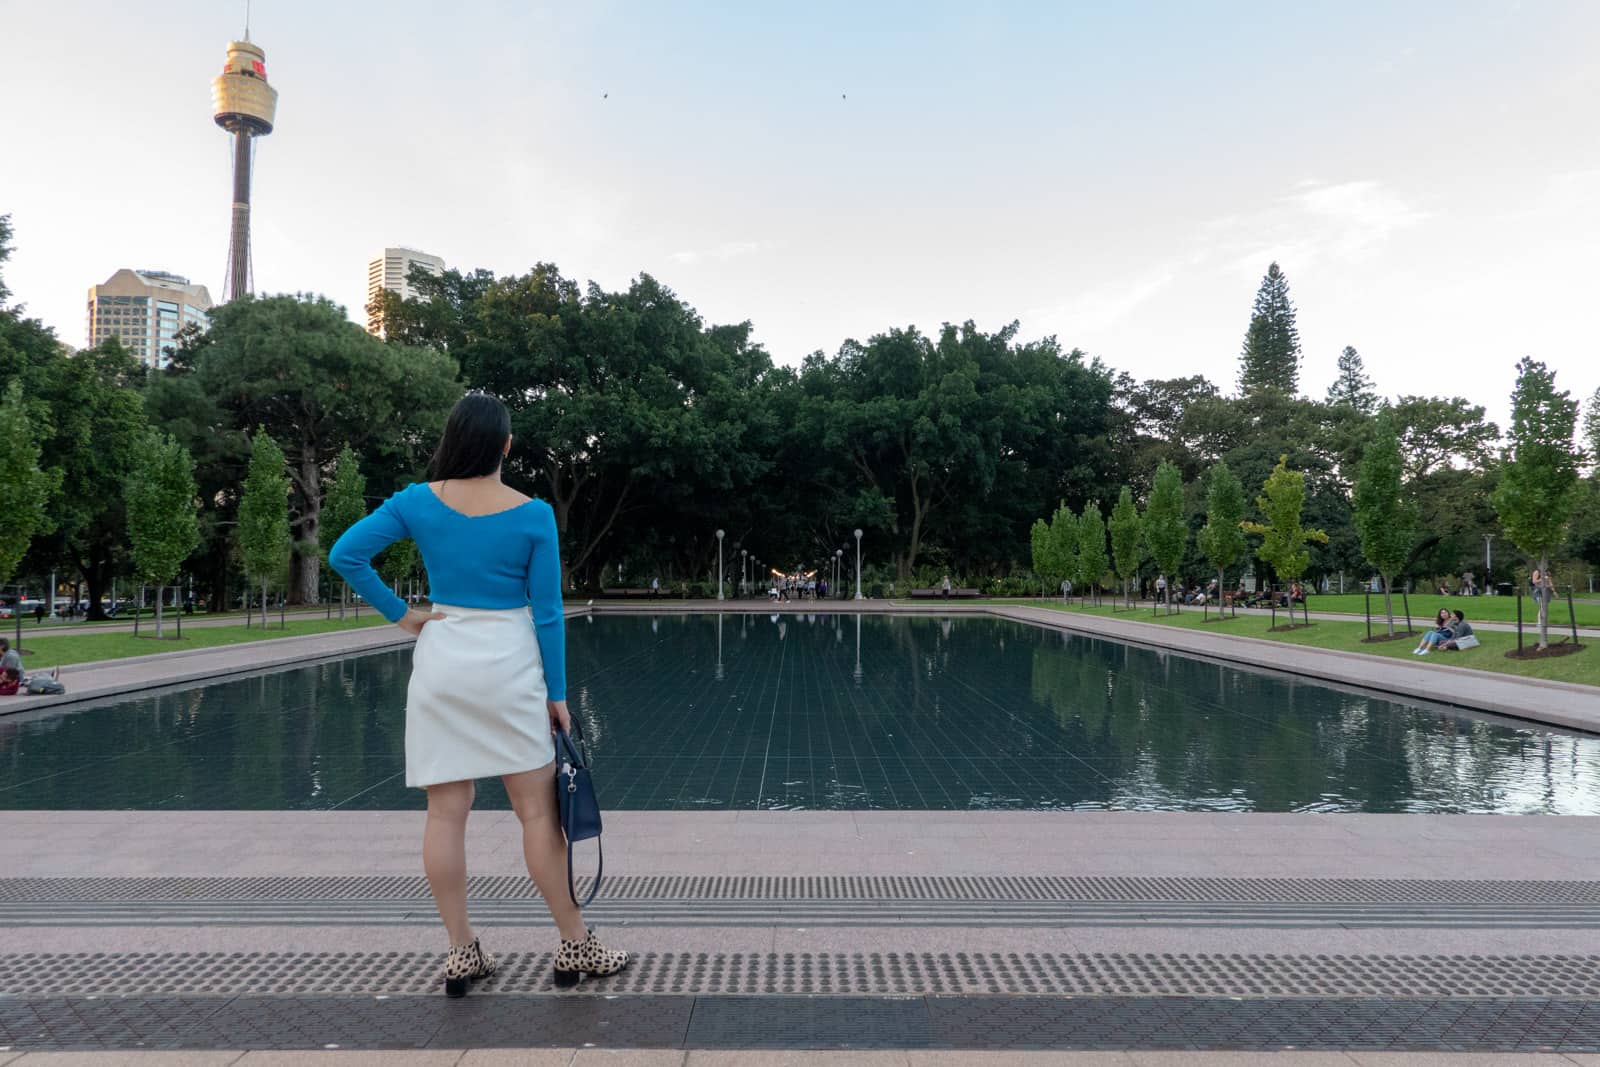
[{"xmin": 555, "ymin": 720, "xmax": 603, "ymax": 907}]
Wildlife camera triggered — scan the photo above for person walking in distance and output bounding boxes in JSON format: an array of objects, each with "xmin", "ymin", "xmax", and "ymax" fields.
[{"xmin": 331, "ymin": 394, "xmax": 629, "ymax": 997}]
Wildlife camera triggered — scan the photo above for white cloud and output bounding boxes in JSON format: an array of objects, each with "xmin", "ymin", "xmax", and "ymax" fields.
[
  {"xmin": 1201, "ymin": 179, "xmax": 1432, "ymax": 276},
  {"xmin": 668, "ymin": 240, "xmax": 774, "ymax": 266}
]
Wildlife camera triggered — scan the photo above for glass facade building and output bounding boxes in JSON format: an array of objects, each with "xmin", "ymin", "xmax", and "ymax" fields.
[{"xmin": 85, "ymin": 269, "xmax": 213, "ymax": 368}]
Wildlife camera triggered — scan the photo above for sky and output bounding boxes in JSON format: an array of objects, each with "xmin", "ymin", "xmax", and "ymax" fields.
[{"xmin": 3, "ymin": 0, "xmax": 1598, "ymax": 429}]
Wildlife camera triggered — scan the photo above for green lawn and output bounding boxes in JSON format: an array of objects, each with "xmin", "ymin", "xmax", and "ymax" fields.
[
  {"xmin": 1300, "ymin": 591, "xmax": 1600, "ymax": 627},
  {"xmin": 10, "ymin": 614, "xmax": 392, "ymax": 669},
  {"xmin": 982, "ymin": 599, "xmax": 1600, "ymax": 689}
]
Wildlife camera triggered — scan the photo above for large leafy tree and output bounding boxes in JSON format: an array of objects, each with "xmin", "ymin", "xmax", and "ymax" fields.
[
  {"xmin": 1492, "ymin": 357, "xmax": 1581, "ymax": 649},
  {"xmin": 1144, "ymin": 461, "xmax": 1187, "ymax": 603},
  {"xmin": 169, "ymin": 294, "xmax": 458, "ymax": 604},
  {"xmin": 1108, "ymin": 486, "xmax": 1143, "ymax": 605},
  {"xmin": 1325, "ymin": 345, "xmax": 1378, "ymax": 414},
  {"xmin": 124, "ymin": 431, "xmax": 200, "ymax": 638},
  {"xmin": 1196, "ymin": 459, "xmax": 1247, "ymax": 604},
  {"xmin": 1237, "ymin": 262, "xmax": 1301, "ymax": 397},
  {"xmin": 237, "ymin": 429, "xmax": 291, "ymax": 627},
  {"xmin": 1352, "ymin": 411, "xmax": 1415, "ymax": 635},
  {"xmin": 0, "ymin": 380, "xmax": 57, "ymax": 595},
  {"xmin": 1581, "ymin": 386, "xmax": 1600, "ymax": 473},
  {"xmin": 1243, "ymin": 456, "xmax": 1330, "ymax": 592}
]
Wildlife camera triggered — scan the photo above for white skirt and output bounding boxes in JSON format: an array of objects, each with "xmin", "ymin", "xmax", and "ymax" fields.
[{"xmin": 405, "ymin": 603, "xmax": 556, "ymax": 788}]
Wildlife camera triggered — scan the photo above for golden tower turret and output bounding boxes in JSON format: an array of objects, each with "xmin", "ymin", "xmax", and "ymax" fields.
[{"xmin": 211, "ymin": 40, "xmax": 278, "ymax": 301}]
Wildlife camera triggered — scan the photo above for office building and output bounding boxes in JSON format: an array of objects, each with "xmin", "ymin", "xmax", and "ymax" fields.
[
  {"xmin": 85, "ymin": 269, "xmax": 213, "ymax": 367},
  {"xmin": 366, "ymin": 247, "xmax": 445, "ymax": 336}
]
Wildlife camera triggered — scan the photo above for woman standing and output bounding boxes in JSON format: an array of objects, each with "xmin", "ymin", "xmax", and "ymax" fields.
[{"xmin": 331, "ymin": 394, "xmax": 629, "ymax": 996}]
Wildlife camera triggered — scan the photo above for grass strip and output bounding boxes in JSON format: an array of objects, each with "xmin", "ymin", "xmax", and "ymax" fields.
[
  {"xmin": 11, "ymin": 615, "xmax": 392, "ymax": 670},
  {"xmin": 983, "ymin": 600, "xmax": 1599, "ymax": 688}
]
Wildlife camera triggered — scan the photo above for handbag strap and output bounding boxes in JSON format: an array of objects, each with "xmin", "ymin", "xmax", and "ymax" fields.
[{"xmin": 557, "ymin": 722, "xmax": 602, "ymax": 909}]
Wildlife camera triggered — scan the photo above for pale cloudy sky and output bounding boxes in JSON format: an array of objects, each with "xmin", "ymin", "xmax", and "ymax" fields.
[{"xmin": 3, "ymin": 1, "xmax": 1598, "ymax": 428}]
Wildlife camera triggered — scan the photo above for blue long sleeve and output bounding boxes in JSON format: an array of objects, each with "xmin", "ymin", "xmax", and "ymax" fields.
[
  {"xmin": 329, "ymin": 494, "xmax": 411, "ymax": 622},
  {"xmin": 526, "ymin": 500, "xmax": 568, "ymax": 701}
]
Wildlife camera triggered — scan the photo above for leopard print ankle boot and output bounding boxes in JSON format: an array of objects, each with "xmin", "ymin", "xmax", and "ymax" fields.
[
  {"xmin": 442, "ymin": 936, "xmax": 497, "ymax": 998},
  {"xmin": 553, "ymin": 927, "xmax": 630, "ymax": 988}
]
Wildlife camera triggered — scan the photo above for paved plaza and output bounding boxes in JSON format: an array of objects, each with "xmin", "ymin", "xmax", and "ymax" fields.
[{"xmin": 4, "ymin": 605, "xmax": 1600, "ymax": 1056}]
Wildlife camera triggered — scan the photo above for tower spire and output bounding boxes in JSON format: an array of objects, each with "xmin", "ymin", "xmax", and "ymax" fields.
[{"xmin": 211, "ymin": 37, "xmax": 278, "ymax": 301}]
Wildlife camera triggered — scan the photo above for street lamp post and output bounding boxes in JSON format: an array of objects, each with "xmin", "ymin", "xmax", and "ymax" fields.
[
  {"xmin": 834, "ymin": 549, "xmax": 843, "ymax": 599},
  {"xmin": 716, "ymin": 529, "xmax": 725, "ymax": 601},
  {"xmin": 741, "ymin": 548, "xmax": 748, "ymax": 598},
  {"xmin": 853, "ymin": 529, "xmax": 863, "ymax": 601},
  {"xmin": 1484, "ymin": 534, "xmax": 1495, "ymax": 590}
]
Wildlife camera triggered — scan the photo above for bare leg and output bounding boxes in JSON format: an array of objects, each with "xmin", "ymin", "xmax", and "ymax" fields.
[
  {"xmin": 503, "ymin": 762, "xmax": 587, "ymax": 941},
  {"xmin": 423, "ymin": 779, "xmax": 475, "ymax": 945}
]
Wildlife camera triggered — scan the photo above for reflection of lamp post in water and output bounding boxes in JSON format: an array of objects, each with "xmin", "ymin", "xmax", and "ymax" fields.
[
  {"xmin": 715, "ymin": 612, "xmax": 724, "ymax": 681},
  {"xmin": 853, "ymin": 613, "xmax": 863, "ymax": 682}
]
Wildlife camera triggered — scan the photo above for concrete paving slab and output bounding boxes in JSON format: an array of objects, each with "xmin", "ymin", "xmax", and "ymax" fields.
[
  {"xmin": 568, "ymin": 1054, "xmax": 686, "ymax": 1067},
  {"xmin": 685, "ymin": 1055, "xmax": 908, "ymax": 1067},
  {"xmin": 236, "ymin": 1056, "xmax": 464, "ymax": 1067},
  {"xmin": 9, "ymin": 1055, "xmax": 247, "ymax": 1066},
  {"xmin": 1348, "ymin": 1055, "xmax": 1576, "ymax": 1066},
  {"xmin": 456, "ymin": 1053, "xmax": 572, "ymax": 1067},
  {"xmin": 1129, "ymin": 1055, "xmax": 1357, "ymax": 1067}
]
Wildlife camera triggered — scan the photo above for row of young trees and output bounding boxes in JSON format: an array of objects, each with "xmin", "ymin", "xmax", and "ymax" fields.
[
  {"xmin": 1029, "ymin": 353, "xmax": 1588, "ymax": 650},
  {"xmin": 2, "ymin": 208, "xmax": 1598, "ymax": 612}
]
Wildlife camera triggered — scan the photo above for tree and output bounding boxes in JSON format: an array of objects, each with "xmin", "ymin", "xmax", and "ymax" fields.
[
  {"xmin": 1048, "ymin": 502, "xmax": 1078, "ymax": 598},
  {"xmin": 1108, "ymin": 486, "xmax": 1143, "ymax": 606},
  {"xmin": 0, "ymin": 381, "xmax": 57, "ymax": 595},
  {"xmin": 124, "ymin": 431, "xmax": 200, "ymax": 639},
  {"xmin": 1029, "ymin": 518, "xmax": 1051, "ymax": 596},
  {"xmin": 1492, "ymin": 357, "xmax": 1581, "ymax": 649},
  {"xmin": 1325, "ymin": 346, "xmax": 1378, "ymax": 414},
  {"xmin": 320, "ymin": 445, "xmax": 368, "ymax": 620},
  {"xmin": 1196, "ymin": 459, "xmax": 1247, "ymax": 608},
  {"xmin": 174, "ymin": 295, "xmax": 458, "ymax": 605},
  {"xmin": 1352, "ymin": 411, "xmax": 1415, "ymax": 635},
  {"xmin": 1076, "ymin": 502, "xmax": 1108, "ymax": 605},
  {"xmin": 1144, "ymin": 461, "xmax": 1187, "ymax": 605},
  {"xmin": 1243, "ymin": 456, "xmax": 1329, "ymax": 606},
  {"xmin": 1583, "ymin": 386, "xmax": 1600, "ymax": 473},
  {"xmin": 237, "ymin": 429, "xmax": 291, "ymax": 628},
  {"xmin": 1237, "ymin": 262, "xmax": 1301, "ymax": 397}
]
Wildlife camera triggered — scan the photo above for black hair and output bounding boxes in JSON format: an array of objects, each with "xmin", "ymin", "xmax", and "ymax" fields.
[
  {"xmin": 429, "ymin": 393, "xmax": 512, "ymax": 480},
  {"xmin": 0, "ymin": 638, "xmax": 8, "ymax": 651},
  {"xmin": 1453, "ymin": 610, "xmax": 1466, "ymax": 620}
]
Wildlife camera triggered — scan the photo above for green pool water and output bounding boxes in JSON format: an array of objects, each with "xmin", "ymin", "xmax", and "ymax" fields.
[{"xmin": 2, "ymin": 612, "xmax": 1595, "ymax": 812}]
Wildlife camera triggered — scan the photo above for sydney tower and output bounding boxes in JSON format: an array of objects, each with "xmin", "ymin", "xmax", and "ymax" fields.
[{"xmin": 211, "ymin": 39, "xmax": 278, "ymax": 301}]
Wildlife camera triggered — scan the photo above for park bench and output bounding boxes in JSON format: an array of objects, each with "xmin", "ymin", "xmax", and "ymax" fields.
[
  {"xmin": 908, "ymin": 588, "xmax": 982, "ymax": 599},
  {"xmin": 600, "ymin": 587, "xmax": 662, "ymax": 598}
]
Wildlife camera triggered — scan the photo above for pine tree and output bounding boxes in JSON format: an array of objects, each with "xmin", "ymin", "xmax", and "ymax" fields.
[
  {"xmin": 1492, "ymin": 357, "xmax": 1581, "ymax": 649},
  {"xmin": 1353, "ymin": 411, "xmax": 1415, "ymax": 635},
  {"xmin": 1196, "ymin": 460, "xmax": 1246, "ymax": 607},
  {"xmin": 1326, "ymin": 345, "xmax": 1378, "ymax": 414},
  {"xmin": 321, "ymin": 445, "xmax": 367, "ymax": 620},
  {"xmin": 237, "ymin": 428, "xmax": 291, "ymax": 628},
  {"xmin": 1108, "ymin": 486, "xmax": 1143, "ymax": 606},
  {"xmin": 1144, "ymin": 461, "xmax": 1187, "ymax": 605},
  {"xmin": 124, "ymin": 431, "xmax": 200, "ymax": 639},
  {"xmin": 1237, "ymin": 262, "xmax": 1302, "ymax": 397},
  {"xmin": 1076, "ymin": 502, "xmax": 1108, "ymax": 605}
]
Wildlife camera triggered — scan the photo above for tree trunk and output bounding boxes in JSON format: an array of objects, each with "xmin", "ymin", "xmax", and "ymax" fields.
[
  {"xmin": 154, "ymin": 584, "xmax": 165, "ymax": 639},
  {"xmin": 1537, "ymin": 554, "xmax": 1551, "ymax": 650},
  {"xmin": 290, "ymin": 453, "xmax": 323, "ymax": 605},
  {"xmin": 339, "ymin": 581, "xmax": 347, "ymax": 622},
  {"xmin": 262, "ymin": 580, "xmax": 269, "ymax": 629},
  {"xmin": 1381, "ymin": 575, "xmax": 1395, "ymax": 636}
]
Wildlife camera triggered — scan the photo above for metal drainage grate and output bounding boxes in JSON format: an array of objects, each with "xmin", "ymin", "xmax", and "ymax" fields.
[
  {"xmin": 3, "ymin": 951, "xmax": 1600, "ymax": 998},
  {"xmin": 6, "ymin": 874, "xmax": 1598, "ymax": 904}
]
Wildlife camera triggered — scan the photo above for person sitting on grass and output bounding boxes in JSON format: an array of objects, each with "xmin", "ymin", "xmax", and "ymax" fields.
[
  {"xmin": 0, "ymin": 638, "xmax": 19, "ymax": 678},
  {"xmin": 1413, "ymin": 609, "xmax": 1455, "ymax": 655},
  {"xmin": 0, "ymin": 666, "xmax": 19, "ymax": 696},
  {"xmin": 1438, "ymin": 610, "xmax": 1479, "ymax": 651}
]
